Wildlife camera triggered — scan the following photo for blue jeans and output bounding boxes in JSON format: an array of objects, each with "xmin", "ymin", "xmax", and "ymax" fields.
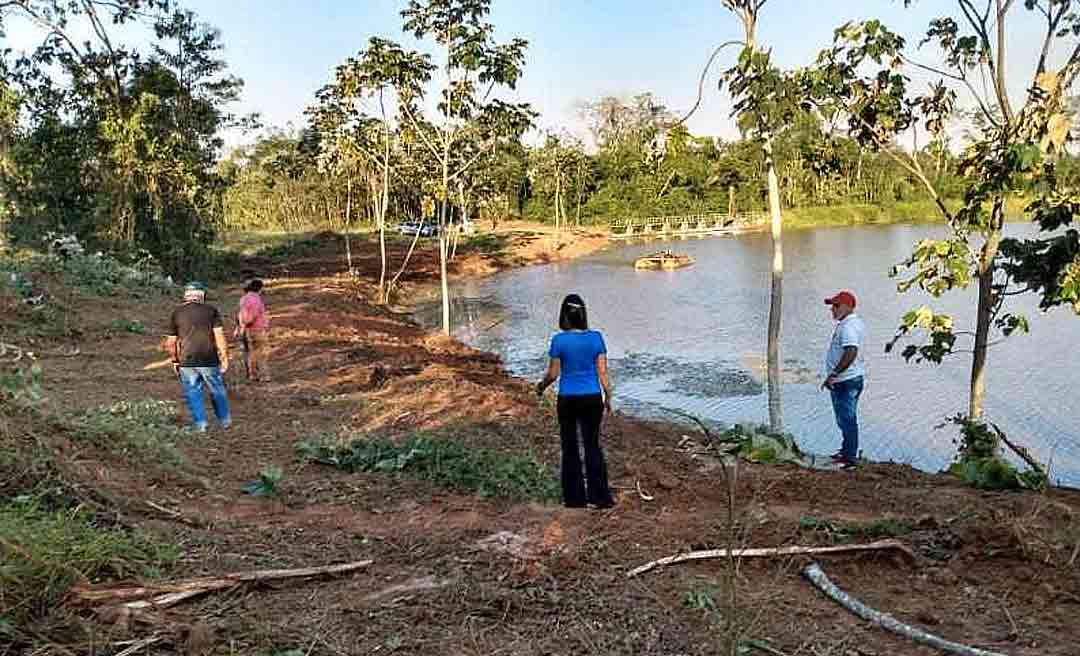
[
  {"xmin": 179, "ymin": 366, "xmax": 231, "ymax": 431},
  {"xmin": 830, "ymin": 376, "xmax": 864, "ymax": 462}
]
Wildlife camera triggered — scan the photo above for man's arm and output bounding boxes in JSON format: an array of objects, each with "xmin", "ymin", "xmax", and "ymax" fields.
[
  {"xmin": 164, "ymin": 336, "xmax": 180, "ymax": 362},
  {"xmin": 213, "ymin": 326, "xmax": 230, "ymax": 373},
  {"xmin": 823, "ymin": 346, "xmax": 858, "ymax": 388}
]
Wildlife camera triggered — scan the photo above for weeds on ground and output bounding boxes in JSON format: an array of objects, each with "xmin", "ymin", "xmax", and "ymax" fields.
[
  {"xmin": 799, "ymin": 516, "xmax": 914, "ymax": 543},
  {"xmin": 683, "ymin": 581, "xmax": 722, "ymax": 613},
  {"xmin": 252, "ymin": 233, "xmax": 331, "ymax": 262},
  {"xmin": 0, "ymin": 364, "xmax": 52, "ymax": 500},
  {"xmin": 62, "ymin": 399, "xmax": 188, "ymax": 468},
  {"xmin": 107, "ymin": 318, "xmax": 147, "ymax": 335},
  {"xmin": 0, "ymin": 365, "xmax": 175, "ymax": 641},
  {"xmin": 298, "ymin": 432, "xmax": 560, "ymax": 502},
  {"xmin": 460, "ymin": 233, "xmax": 509, "ymax": 255},
  {"xmin": 0, "ymin": 500, "xmax": 177, "ymax": 626},
  {"xmin": 242, "ymin": 465, "xmax": 284, "ymax": 497}
]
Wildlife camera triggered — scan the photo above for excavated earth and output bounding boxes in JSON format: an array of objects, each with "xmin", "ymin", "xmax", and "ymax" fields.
[{"xmin": 17, "ymin": 227, "xmax": 1080, "ymax": 655}]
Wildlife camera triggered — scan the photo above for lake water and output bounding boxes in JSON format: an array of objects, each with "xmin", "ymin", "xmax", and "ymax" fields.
[{"xmin": 414, "ymin": 224, "xmax": 1080, "ymax": 486}]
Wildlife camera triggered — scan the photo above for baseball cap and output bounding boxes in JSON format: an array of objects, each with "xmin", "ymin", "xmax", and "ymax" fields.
[
  {"xmin": 184, "ymin": 281, "xmax": 207, "ymax": 293},
  {"xmin": 824, "ymin": 290, "xmax": 857, "ymax": 308}
]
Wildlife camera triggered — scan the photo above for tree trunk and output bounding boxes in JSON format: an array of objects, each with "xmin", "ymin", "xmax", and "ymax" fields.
[
  {"xmin": 968, "ymin": 199, "xmax": 1004, "ymax": 422},
  {"xmin": 345, "ymin": 178, "xmax": 354, "ymax": 274},
  {"xmin": 554, "ymin": 171, "xmax": 562, "ymax": 233},
  {"xmin": 764, "ymin": 135, "xmax": 784, "ymax": 433},
  {"xmin": 575, "ymin": 169, "xmax": 583, "ymax": 227},
  {"xmin": 439, "ymin": 157, "xmax": 451, "ymax": 336},
  {"xmin": 728, "ymin": 185, "xmax": 736, "ymax": 217},
  {"xmin": 379, "ymin": 128, "xmax": 390, "ymax": 302}
]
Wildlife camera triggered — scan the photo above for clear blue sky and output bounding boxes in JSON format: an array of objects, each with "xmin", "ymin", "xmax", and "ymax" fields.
[{"xmin": 169, "ymin": 1, "xmax": 1052, "ymax": 145}]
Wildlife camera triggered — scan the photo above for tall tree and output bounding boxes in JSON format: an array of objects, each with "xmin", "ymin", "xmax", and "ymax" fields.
[
  {"xmin": 398, "ymin": 0, "xmax": 535, "ymax": 335},
  {"xmin": 1, "ymin": 0, "xmax": 246, "ymax": 275},
  {"xmin": 721, "ymin": 0, "xmax": 796, "ymax": 432},
  {"xmin": 804, "ymin": 1, "xmax": 1080, "ymax": 458},
  {"xmin": 310, "ymin": 37, "xmax": 433, "ymax": 301}
]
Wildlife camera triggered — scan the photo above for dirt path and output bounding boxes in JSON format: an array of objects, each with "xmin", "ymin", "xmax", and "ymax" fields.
[{"xmin": 34, "ymin": 232, "xmax": 1080, "ymax": 655}]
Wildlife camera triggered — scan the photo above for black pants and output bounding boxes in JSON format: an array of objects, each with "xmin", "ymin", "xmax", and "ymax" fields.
[{"xmin": 557, "ymin": 394, "xmax": 613, "ymax": 508}]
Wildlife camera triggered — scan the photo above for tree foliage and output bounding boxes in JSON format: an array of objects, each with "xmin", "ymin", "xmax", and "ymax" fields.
[{"xmin": 0, "ymin": 1, "xmax": 252, "ymax": 276}]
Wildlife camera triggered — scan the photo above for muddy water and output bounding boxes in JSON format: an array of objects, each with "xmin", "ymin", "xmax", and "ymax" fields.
[{"xmin": 413, "ymin": 224, "xmax": 1080, "ymax": 486}]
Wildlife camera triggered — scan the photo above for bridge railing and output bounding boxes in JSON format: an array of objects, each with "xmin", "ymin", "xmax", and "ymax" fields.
[{"xmin": 610, "ymin": 211, "xmax": 768, "ymax": 237}]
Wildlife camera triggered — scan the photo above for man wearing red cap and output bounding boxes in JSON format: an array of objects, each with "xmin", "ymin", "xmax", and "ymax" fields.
[{"xmin": 823, "ymin": 290, "xmax": 865, "ymax": 469}]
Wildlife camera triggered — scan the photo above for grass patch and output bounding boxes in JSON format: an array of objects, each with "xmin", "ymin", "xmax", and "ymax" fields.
[
  {"xmin": 799, "ymin": 516, "xmax": 914, "ymax": 541},
  {"xmin": 0, "ymin": 500, "xmax": 177, "ymax": 626},
  {"xmin": 251, "ymin": 232, "xmax": 333, "ymax": 262},
  {"xmin": 784, "ymin": 197, "xmax": 1030, "ymax": 229},
  {"xmin": 107, "ymin": 318, "xmax": 147, "ymax": 335},
  {"xmin": 460, "ymin": 233, "xmax": 509, "ymax": 255},
  {"xmin": 298, "ymin": 433, "xmax": 560, "ymax": 502},
  {"xmin": 61, "ymin": 399, "xmax": 189, "ymax": 468}
]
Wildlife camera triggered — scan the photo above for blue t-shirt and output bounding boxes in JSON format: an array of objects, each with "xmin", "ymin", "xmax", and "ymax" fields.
[{"xmin": 548, "ymin": 330, "xmax": 607, "ymax": 396}]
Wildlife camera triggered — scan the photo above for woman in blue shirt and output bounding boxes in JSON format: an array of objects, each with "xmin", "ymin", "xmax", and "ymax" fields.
[{"xmin": 536, "ymin": 294, "xmax": 615, "ymax": 509}]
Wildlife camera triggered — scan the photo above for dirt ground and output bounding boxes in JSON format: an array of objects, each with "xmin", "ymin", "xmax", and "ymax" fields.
[{"xmin": 22, "ymin": 226, "xmax": 1080, "ymax": 655}]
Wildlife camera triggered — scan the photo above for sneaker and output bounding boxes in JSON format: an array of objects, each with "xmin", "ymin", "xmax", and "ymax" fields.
[
  {"xmin": 838, "ymin": 460, "xmax": 857, "ymax": 470},
  {"xmin": 830, "ymin": 452, "xmax": 847, "ymax": 462},
  {"xmin": 192, "ymin": 423, "xmax": 208, "ymax": 434}
]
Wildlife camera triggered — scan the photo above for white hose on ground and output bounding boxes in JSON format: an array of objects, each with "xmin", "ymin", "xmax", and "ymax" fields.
[{"xmin": 802, "ymin": 563, "xmax": 1009, "ymax": 656}]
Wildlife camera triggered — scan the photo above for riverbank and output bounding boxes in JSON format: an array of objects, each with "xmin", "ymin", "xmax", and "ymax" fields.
[
  {"xmin": 4, "ymin": 233, "xmax": 1080, "ymax": 655},
  {"xmin": 570, "ymin": 197, "xmax": 1030, "ymax": 231}
]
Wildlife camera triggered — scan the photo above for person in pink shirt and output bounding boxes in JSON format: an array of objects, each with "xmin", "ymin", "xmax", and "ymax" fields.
[{"xmin": 235, "ymin": 279, "xmax": 270, "ymax": 382}]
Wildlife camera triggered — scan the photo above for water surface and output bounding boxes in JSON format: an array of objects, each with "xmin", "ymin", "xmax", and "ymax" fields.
[{"xmin": 415, "ymin": 224, "xmax": 1080, "ymax": 486}]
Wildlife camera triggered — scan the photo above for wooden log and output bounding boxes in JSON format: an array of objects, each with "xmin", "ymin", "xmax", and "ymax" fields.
[
  {"xmin": 802, "ymin": 563, "xmax": 1007, "ymax": 656},
  {"xmin": 627, "ymin": 540, "xmax": 913, "ymax": 578},
  {"xmin": 69, "ymin": 560, "xmax": 374, "ymax": 611}
]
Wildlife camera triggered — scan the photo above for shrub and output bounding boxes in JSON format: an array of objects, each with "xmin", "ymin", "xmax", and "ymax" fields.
[
  {"xmin": 945, "ymin": 415, "xmax": 1047, "ymax": 491},
  {"xmin": 714, "ymin": 423, "xmax": 803, "ymax": 464},
  {"xmin": 0, "ymin": 242, "xmax": 174, "ymax": 301},
  {"xmin": 298, "ymin": 433, "xmax": 560, "ymax": 502},
  {"xmin": 0, "ymin": 500, "xmax": 176, "ymax": 625}
]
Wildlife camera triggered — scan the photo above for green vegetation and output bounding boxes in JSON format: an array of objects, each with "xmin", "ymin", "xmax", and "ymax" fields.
[
  {"xmin": 62, "ymin": 399, "xmax": 189, "ymax": 468},
  {"xmin": 799, "ymin": 516, "xmax": 914, "ymax": 541},
  {"xmin": 243, "ymin": 465, "xmax": 285, "ymax": 497},
  {"xmin": 0, "ymin": 244, "xmax": 173, "ymax": 298},
  {"xmin": 682, "ymin": 583, "xmax": 722, "ymax": 613},
  {"xmin": 1, "ymin": 2, "xmax": 250, "ymax": 278},
  {"xmin": 0, "ymin": 364, "xmax": 175, "ymax": 633},
  {"xmin": 945, "ymin": 415, "xmax": 1047, "ymax": 491},
  {"xmin": 0, "ymin": 500, "xmax": 177, "ymax": 625},
  {"xmin": 696, "ymin": 422, "xmax": 803, "ymax": 465},
  {"xmin": 298, "ymin": 433, "xmax": 560, "ymax": 502}
]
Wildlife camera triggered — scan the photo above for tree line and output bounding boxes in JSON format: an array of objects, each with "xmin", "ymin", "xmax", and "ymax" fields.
[{"xmin": 220, "ymin": 91, "xmax": 994, "ymax": 235}]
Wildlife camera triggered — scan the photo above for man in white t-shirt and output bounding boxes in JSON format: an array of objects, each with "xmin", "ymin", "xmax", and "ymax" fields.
[{"xmin": 822, "ymin": 290, "xmax": 865, "ymax": 469}]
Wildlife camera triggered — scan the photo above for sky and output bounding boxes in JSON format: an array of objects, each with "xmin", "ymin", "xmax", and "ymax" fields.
[{"xmin": 6, "ymin": 1, "xmax": 1061, "ymax": 148}]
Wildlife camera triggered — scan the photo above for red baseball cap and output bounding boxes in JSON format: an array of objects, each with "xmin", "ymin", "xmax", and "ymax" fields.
[{"xmin": 824, "ymin": 290, "xmax": 857, "ymax": 308}]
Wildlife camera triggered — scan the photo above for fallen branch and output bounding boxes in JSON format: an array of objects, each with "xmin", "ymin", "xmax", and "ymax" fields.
[
  {"xmin": 112, "ymin": 636, "xmax": 163, "ymax": 656},
  {"xmin": 69, "ymin": 560, "xmax": 373, "ymax": 610},
  {"xmin": 991, "ymin": 423, "xmax": 1048, "ymax": 480},
  {"xmin": 636, "ymin": 479, "xmax": 655, "ymax": 502},
  {"xmin": 802, "ymin": 562, "xmax": 1007, "ymax": 656},
  {"xmin": 627, "ymin": 539, "xmax": 913, "ymax": 578}
]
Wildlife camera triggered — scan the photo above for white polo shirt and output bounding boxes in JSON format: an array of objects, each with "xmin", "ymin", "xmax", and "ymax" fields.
[{"xmin": 824, "ymin": 313, "xmax": 866, "ymax": 382}]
